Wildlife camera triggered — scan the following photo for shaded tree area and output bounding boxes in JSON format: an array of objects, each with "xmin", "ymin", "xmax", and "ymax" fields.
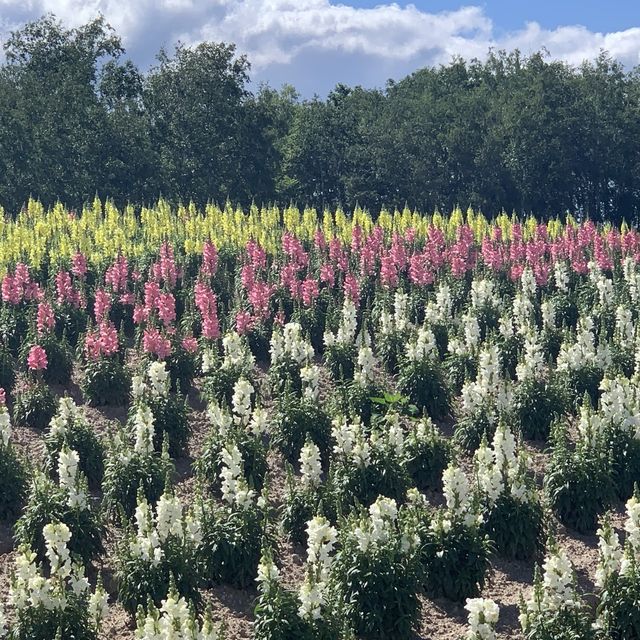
[{"xmin": 0, "ymin": 15, "xmax": 639, "ymax": 222}]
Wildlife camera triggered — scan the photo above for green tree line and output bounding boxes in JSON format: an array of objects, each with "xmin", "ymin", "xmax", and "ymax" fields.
[{"xmin": 1, "ymin": 15, "xmax": 639, "ymax": 221}]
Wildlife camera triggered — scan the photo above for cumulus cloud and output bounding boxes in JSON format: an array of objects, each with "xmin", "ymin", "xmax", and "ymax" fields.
[{"xmin": 0, "ymin": 0, "xmax": 639, "ymax": 94}]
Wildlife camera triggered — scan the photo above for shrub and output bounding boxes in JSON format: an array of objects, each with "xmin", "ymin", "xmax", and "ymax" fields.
[
  {"xmin": 272, "ymin": 392, "xmax": 332, "ymax": 465},
  {"xmin": 545, "ymin": 422, "xmax": 615, "ymax": 534},
  {"xmin": 7, "ymin": 525, "xmax": 108, "ymax": 640},
  {"xmin": 330, "ymin": 416, "xmax": 410, "ymax": 511},
  {"xmin": 329, "ymin": 497, "xmax": 421, "ymax": 639},
  {"xmin": 398, "ymin": 332, "xmax": 451, "ymax": 420},
  {"xmin": 115, "ymin": 490, "xmax": 201, "ymax": 615},
  {"xmin": 403, "ymin": 418, "xmax": 450, "ymax": 491},
  {"xmin": 12, "ymin": 379, "xmax": 57, "ymax": 430},
  {"xmin": 102, "ymin": 431, "xmax": 173, "ymax": 519},
  {"xmin": 44, "ymin": 397, "xmax": 104, "ymax": 489},
  {"xmin": 82, "ymin": 356, "xmax": 130, "ymax": 406},
  {"xmin": 519, "ymin": 543, "xmax": 596, "ymax": 640},
  {"xmin": 0, "ymin": 402, "xmax": 28, "ymax": 520},
  {"xmin": 197, "ymin": 498, "xmax": 266, "ymax": 589},
  {"xmin": 15, "ymin": 462, "xmax": 104, "ymax": 565}
]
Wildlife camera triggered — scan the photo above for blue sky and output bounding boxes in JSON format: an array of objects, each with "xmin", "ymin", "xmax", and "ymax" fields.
[
  {"xmin": 347, "ymin": 1, "xmax": 639, "ymax": 34},
  {"xmin": 0, "ymin": 0, "xmax": 639, "ymax": 96}
]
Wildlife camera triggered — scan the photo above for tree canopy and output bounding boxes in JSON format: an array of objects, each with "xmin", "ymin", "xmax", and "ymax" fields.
[{"xmin": 1, "ymin": 15, "xmax": 639, "ymax": 222}]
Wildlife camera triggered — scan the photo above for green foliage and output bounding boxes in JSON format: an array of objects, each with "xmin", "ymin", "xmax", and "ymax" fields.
[
  {"xmin": 513, "ymin": 376, "xmax": 567, "ymax": 441},
  {"xmin": 419, "ymin": 511, "xmax": 491, "ymax": 602},
  {"xmin": 0, "ymin": 346, "xmax": 16, "ymax": 394},
  {"xmin": 196, "ymin": 425, "xmax": 267, "ymax": 495},
  {"xmin": 545, "ymin": 423, "xmax": 615, "ymax": 534},
  {"xmin": 324, "ymin": 343, "xmax": 356, "ymax": 381},
  {"xmin": 82, "ymin": 356, "xmax": 130, "ymax": 406},
  {"xmin": 115, "ymin": 527, "xmax": 201, "ymax": 616},
  {"xmin": 148, "ymin": 393, "xmax": 190, "ymax": 458},
  {"xmin": 44, "ymin": 412, "xmax": 104, "ymax": 489},
  {"xmin": 271, "ymin": 393, "xmax": 332, "ymax": 465},
  {"xmin": 197, "ymin": 500, "xmax": 266, "ymax": 589},
  {"xmin": 166, "ymin": 342, "xmax": 197, "ymax": 393},
  {"xmin": 12, "ymin": 380, "xmax": 57, "ymax": 430},
  {"xmin": 14, "ymin": 474, "xmax": 104, "ymax": 565},
  {"xmin": 485, "ymin": 494, "xmax": 544, "ymax": 561},
  {"xmin": 453, "ymin": 409, "xmax": 495, "ymax": 453},
  {"xmin": 331, "ymin": 434, "xmax": 410, "ymax": 512},
  {"xmin": 36, "ymin": 335, "xmax": 73, "ymax": 385},
  {"xmin": 376, "ymin": 330, "xmax": 405, "ymax": 375},
  {"xmin": 0, "ymin": 442, "xmax": 28, "ymax": 521},
  {"xmin": 398, "ymin": 358, "xmax": 451, "ymax": 420},
  {"xmin": 202, "ymin": 361, "xmax": 252, "ymax": 407},
  {"xmin": 329, "ymin": 505, "xmax": 421, "ymax": 639},
  {"xmin": 102, "ymin": 437, "xmax": 173, "ymax": 519},
  {"xmin": 8, "ymin": 584, "xmax": 101, "ymax": 640},
  {"xmin": 598, "ymin": 552, "xmax": 640, "ymax": 639},
  {"xmin": 404, "ymin": 419, "xmax": 452, "ymax": 491},
  {"xmin": 254, "ymin": 581, "xmax": 316, "ymax": 640},
  {"xmin": 332, "ymin": 380, "xmax": 382, "ymax": 427},
  {"xmin": 445, "ymin": 352, "xmax": 477, "ymax": 394}
]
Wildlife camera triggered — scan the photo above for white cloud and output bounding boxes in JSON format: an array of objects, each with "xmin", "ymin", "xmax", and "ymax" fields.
[{"xmin": 0, "ymin": 0, "xmax": 639, "ymax": 93}]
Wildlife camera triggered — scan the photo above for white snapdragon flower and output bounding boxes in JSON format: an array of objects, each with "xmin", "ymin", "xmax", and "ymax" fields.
[
  {"xmin": 541, "ymin": 300, "xmax": 555, "ymax": 330},
  {"xmin": 465, "ymin": 597, "xmax": 499, "ymax": 640},
  {"xmin": 133, "ymin": 403, "xmax": 155, "ymax": 454},
  {"xmin": 220, "ymin": 443, "xmax": 255, "ymax": 509},
  {"xmin": 131, "ymin": 374, "xmax": 146, "ymax": 400},
  {"xmin": 248, "ymin": 406, "xmax": 269, "ymax": 436},
  {"xmin": 305, "ymin": 516, "xmax": 337, "ymax": 573},
  {"xmin": 325, "ymin": 298, "xmax": 358, "ymax": 347},
  {"xmin": 521, "ymin": 267, "xmax": 537, "ymax": 299},
  {"xmin": 471, "ymin": 279, "xmax": 497, "ymax": 310},
  {"xmin": 232, "ymin": 378, "xmax": 254, "ymax": 425},
  {"xmin": 222, "ymin": 331, "xmax": 253, "ymax": 369},
  {"xmin": 331, "ymin": 416, "xmax": 356, "ymax": 457},
  {"xmin": 599, "ymin": 376, "xmax": 640, "ymax": 437},
  {"xmin": 354, "ymin": 345, "xmax": 376, "ymax": 385},
  {"xmin": 283, "ymin": 322, "xmax": 314, "ymax": 365},
  {"xmin": 201, "ymin": 347, "xmax": 216, "ymax": 374},
  {"xmin": 207, "ymin": 402, "xmax": 232, "ymax": 436},
  {"xmin": 298, "ymin": 579, "xmax": 325, "ymax": 620},
  {"xmin": 147, "ymin": 361, "xmax": 169, "ymax": 397},
  {"xmin": 300, "ymin": 364, "xmax": 321, "ymax": 401},
  {"xmin": 256, "ymin": 553, "xmax": 280, "ymax": 590},
  {"xmin": 553, "ymin": 260, "xmax": 569, "ymax": 293},
  {"xmin": 88, "ymin": 583, "xmax": 109, "ymax": 625},
  {"xmin": 0, "ymin": 405, "xmax": 11, "ymax": 447},
  {"xmin": 516, "ymin": 332, "xmax": 545, "ymax": 382},
  {"xmin": 406, "ymin": 326, "xmax": 437, "ymax": 362},
  {"xmin": 299, "ymin": 440, "xmax": 322, "ymax": 489},
  {"xmin": 625, "ymin": 494, "xmax": 640, "ymax": 553},
  {"xmin": 394, "ymin": 291, "xmax": 410, "ymax": 331},
  {"xmin": 442, "ymin": 464, "xmax": 472, "ymax": 517},
  {"xmin": 156, "ymin": 493, "xmax": 184, "ymax": 543},
  {"xmin": 43, "ymin": 522, "xmax": 72, "ymax": 579},
  {"xmin": 512, "ymin": 292, "xmax": 535, "ymax": 334},
  {"xmin": 58, "ymin": 447, "xmax": 87, "ymax": 510},
  {"xmin": 595, "ymin": 520, "xmax": 622, "ymax": 587},
  {"xmin": 615, "ymin": 305, "xmax": 634, "ymax": 343},
  {"xmin": 136, "ymin": 594, "xmax": 222, "ymax": 639},
  {"xmin": 524, "ymin": 546, "xmax": 577, "ymax": 615}
]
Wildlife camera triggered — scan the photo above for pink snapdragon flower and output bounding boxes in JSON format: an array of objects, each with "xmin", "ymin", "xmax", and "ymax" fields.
[
  {"xmin": 182, "ymin": 337, "xmax": 198, "ymax": 354},
  {"xmin": 143, "ymin": 327, "xmax": 172, "ymax": 359},
  {"xmin": 27, "ymin": 345, "xmax": 48, "ymax": 371},
  {"xmin": 36, "ymin": 301, "xmax": 56, "ymax": 336}
]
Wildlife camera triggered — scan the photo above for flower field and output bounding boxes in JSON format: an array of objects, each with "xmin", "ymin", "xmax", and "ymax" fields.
[{"xmin": 1, "ymin": 199, "xmax": 640, "ymax": 639}]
